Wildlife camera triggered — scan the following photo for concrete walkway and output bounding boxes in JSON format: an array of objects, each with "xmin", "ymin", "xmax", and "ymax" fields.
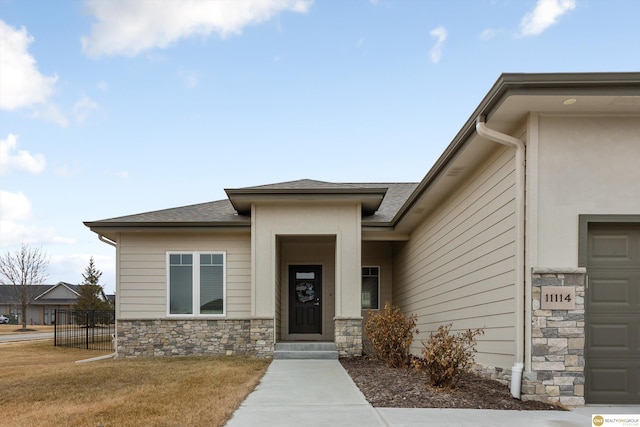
[
  {"xmin": 0, "ymin": 332, "xmax": 53, "ymax": 343},
  {"xmin": 226, "ymin": 359, "xmax": 640, "ymax": 427}
]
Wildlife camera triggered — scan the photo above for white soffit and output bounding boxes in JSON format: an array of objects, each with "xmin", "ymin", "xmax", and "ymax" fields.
[{"xmin": 489, "ymin": 95, "xmax": 640, "ymax": 133}]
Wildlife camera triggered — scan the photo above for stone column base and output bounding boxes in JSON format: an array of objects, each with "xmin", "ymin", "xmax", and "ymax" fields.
[
  {"xmin": 334, "ymin": 317, "xmax": 363, "ymax": 357},
  {"xmin": 525, "ymin": 268, "xmax": 586, "ymax": 406}
]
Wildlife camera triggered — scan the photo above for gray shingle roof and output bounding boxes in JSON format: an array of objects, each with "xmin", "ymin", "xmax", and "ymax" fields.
[
  {"xmin": 240, "ymin": 179, "xmax": 378, "ymax": 191},
  {"xmin": 0, "ymin": 284, "xmax": 51, "ymax": 303},
  {"xmin": 85, "ymin": 179, "xmax": 418, "ymax": 227},
  {"xmin": 359, "ymin": 182, "xmax": 419, "ymax": 223},
  {"xmin": 86, "ymin": 199, "xmax": 248, "ymax": 225},
  {"xmin": 0, "ymin": 283, "xmax": 79, "ymax": 304}
]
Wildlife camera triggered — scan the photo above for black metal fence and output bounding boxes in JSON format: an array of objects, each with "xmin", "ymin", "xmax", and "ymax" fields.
[{"xmin": 54, "ymin": 309, "xmax": 116, "ymax": 351}]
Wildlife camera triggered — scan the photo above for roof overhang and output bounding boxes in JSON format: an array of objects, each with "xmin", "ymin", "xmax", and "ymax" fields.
[
  {"xmin": 84, "ymin": 223, "xmax": 251, "ymax": 242},
  {"xmin": 225, "ymin": 187, "xmax": 388, "ymax": 216},
  {"xmin": 392, "ymin": 72, "xmax": 640, "ymax": 233}
]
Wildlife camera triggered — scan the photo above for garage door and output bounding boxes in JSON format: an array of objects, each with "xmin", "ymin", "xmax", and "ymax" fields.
[{"xmin": 586, "ymin": 223, "xmax": 640, "ymax": 404}]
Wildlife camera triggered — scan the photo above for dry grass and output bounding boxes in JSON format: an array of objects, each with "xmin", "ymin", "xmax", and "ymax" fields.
[
  {"xmin": 0, "ymin": 341, "xmax": 270, "ymax": 427},
  {"xmin": 0, "ymin": 324, "xmax": 55, "ymax": 335}
]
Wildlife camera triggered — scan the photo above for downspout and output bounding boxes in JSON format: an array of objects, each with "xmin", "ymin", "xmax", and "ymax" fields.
[
  {"xmin": 475, "ymin": 117, "xmax": 525, "ymax": 399},
  {"xmin": 97, "ymin": 234, "xmax": 118, "ymax": 358}
]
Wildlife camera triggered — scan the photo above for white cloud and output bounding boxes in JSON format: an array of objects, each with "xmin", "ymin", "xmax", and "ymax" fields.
[
  {"xmin": 0, "ymin": 134, "xmax": 46, "ymax": 175},
  {"xmin": 81, "ymin": 0, "xmax": 313, "ymax": 58},
  {"xmin": 0, "ymin": 219, "xmax": 76, "ymax": 247},
  {"xmin": 50, "ymin": 253, "xmax": 115, "ymax": 290},
  {"xmin": 97, "ymin": 81, "xmax": 108, "ymax": 91},
  {"xmin": 72, "ymin": 95, "xmax": 99, "ymax": 123},
  {"xmin": 0, "ymin": 190, "xmax": 32, "ymax": 221},
  {"xmin": 0, "ymin": 190, "xmax": 75, "ymax": 247},
  {"xmin": 106, "ymin": 170, "xmax": 129, "ymax": 179},
  {"xmin": 520, "ymin": 0, "xmax": 576, "ymax": 36},
  {"xmin": 480, "ymin": 28, "xmax": 500, "ymax": 41},
  {"xmin": 177, "ymin": 67, "xmax": 202, "ymax": 89},
  {"xmin": 30, "ymin": 103, "xmax": 69, "ymax": 127},
  {"xmin": 55, "ymin": 164, "xmax": 80, "ymax": 178},
  {"xmin": 0, "ymin": 20, "xmax": 58, "ymax": 111},
  {"xmin": 429, "ymin": 26, "xmax": 447, "ymax": 64}
]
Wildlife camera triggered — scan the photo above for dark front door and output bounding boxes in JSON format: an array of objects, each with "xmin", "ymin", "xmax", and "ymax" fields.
[
  {"xmin": 289, "ymin": 265, "xmax": 322, "ymax": 334},
  {"xmin": 586, "ymin": 223, "xmax": 640, "ymax": 404}
]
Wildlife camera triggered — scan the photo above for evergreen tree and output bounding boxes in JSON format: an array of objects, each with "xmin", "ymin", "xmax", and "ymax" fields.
[{"xmin": 75, "ymin": 257, "xmax": 111, "ymax": 311}]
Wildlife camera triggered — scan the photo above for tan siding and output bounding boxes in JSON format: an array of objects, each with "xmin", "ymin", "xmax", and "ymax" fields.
[
  {"xmin": 393, "ymin": 146, "xmax": 517, "ymax": 368},
  {"xmin": 118, "ymin": 232, "xmax": 251, "ymax": 319}
]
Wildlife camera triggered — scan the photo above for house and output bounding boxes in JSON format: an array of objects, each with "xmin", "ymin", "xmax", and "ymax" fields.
[
  {"xmin": 0, "ymin": 282, "xmax": 80, "ymax": 325},
  {"xmin": 85, "ymin": 72, "xmax": 640, "ymax": 405},
  {"xmin": 0, "ymin": 282, "xmax": 114, "ymax": 325}
]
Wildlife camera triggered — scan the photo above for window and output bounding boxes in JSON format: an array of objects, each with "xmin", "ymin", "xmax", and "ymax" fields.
[
  {"xmin": 168, "ymin": 252, "xmax": 226, "ymax": 316},
  {"xmin": 361, "ymin": 266, "xmax": 379, "ymax": 310}
]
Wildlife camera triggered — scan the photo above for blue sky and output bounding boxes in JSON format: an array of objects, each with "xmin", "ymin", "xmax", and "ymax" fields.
[{"xmin": 1, "ymin": 0, "xmax": 639, "ymax": 294}]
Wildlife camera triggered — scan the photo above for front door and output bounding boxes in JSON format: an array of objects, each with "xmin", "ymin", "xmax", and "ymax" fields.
[{"xmin": 289, "ymin": 265, "xmax": 322, "ymax": 334}]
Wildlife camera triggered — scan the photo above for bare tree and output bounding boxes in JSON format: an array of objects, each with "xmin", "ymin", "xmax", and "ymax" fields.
[{"xmin": 0, "ymin": 243, "xmax": 49, "ymax": 330}]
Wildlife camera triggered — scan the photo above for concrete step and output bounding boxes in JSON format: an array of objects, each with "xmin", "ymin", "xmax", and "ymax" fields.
[{"xmin": 273, "ymin": 342, "xmax": 339, "ymax": 359}]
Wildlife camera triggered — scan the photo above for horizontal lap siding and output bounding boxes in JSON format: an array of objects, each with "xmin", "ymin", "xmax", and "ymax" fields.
[
  {"xmin": 118, "ymin": 232, "xmax": 251, "ymax": 319},
  {"xmin": 394, "ymin": 146, "xmax": 517, "ymax": 367}
]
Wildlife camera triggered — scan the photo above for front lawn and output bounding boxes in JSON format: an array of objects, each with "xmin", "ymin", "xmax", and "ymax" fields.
[{"xmin": 0, "ymin": 341, "xmax": 269, "ymax": 427}]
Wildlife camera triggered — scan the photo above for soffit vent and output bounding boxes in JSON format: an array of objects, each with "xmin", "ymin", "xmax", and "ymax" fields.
[{"xmin": 446, "ymin": 167, "xmax": 465, "ymax": 177}]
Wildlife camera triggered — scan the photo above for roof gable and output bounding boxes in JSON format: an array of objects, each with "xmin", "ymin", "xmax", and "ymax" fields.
[
  {"xmin": 85, "ymin": 181, "xmax": 418, "ymax": 228},
  {"xmin": 35, "ymin": 282, "xmax": 79, "ymax": 300}
]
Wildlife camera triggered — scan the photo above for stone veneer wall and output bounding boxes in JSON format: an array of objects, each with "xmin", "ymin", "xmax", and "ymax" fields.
[
  {"xmin": 471, "ymin": 268, "xmax": 586, "ymax": 406},
  {"xmin": 523, "ymin": 268, "xmax": 586, "ymax": 406},
  {"xmin": 117, "ymin": 318, "xmax": 274, "ymax": 358},
  {"xmin": 334, "ymin": 317, "xmax": 363, "ymax": 357}
]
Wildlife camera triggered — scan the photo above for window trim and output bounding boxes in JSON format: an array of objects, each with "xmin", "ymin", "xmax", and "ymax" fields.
[
  {"xmin": 361, "ymin": 266, "xmax": 380, "ymax": 310},
  {"xmin": 166, "ymin": 251, "xmax": 227, "ymax": 318}
]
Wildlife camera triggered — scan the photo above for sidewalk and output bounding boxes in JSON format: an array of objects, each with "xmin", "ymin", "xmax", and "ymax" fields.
[{"xmin": 226, "ymin": 359, "xmax": 640, "ymax": 427}]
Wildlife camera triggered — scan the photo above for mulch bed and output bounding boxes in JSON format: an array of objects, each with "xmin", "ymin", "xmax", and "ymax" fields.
[{"xmin": 340, "ymin": 356, "xmax": 566, "ymax": 411}]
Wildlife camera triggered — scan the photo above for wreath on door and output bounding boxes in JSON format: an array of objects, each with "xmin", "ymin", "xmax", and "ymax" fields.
[{"xmin": 296, "ymin": 281, "xmax": 315, "ymax": 303}]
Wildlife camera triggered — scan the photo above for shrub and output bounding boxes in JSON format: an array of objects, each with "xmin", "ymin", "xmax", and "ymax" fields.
[
  {"xmin": 413, "ymin": 323, "xmax": 484, "ymax": 389},
  {"xmin": 365, "ymin": 302, "xmax": 418, "ymax": 368}
]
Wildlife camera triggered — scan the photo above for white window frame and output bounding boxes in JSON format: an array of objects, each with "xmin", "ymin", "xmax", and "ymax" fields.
[
  {"xmin": 361, "ymin": 266, "xmax": 380, "ymax": 310},
  {"xmin": 166, "ymin": 251, "xmax": 226, "ymax": 317}
]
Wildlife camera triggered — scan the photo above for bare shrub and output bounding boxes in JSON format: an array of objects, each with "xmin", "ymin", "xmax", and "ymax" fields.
[
  {"xmin": 365, "ymin": 302, "xmax": 418, "ymax": 368},
  {"xmin": 413, "ymin": 323, "xmax": 484, "ymax": 389}
]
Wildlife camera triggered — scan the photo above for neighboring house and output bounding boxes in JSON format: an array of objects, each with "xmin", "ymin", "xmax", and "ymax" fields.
[
  {"xmin": 85, "ymin": 72, "xmax": 640, "ymax": 405},
  {"xmin": 0, "ymin": 282, "xmax": 79, "ymax": 325},
  {"xmin": 0, "ymin": 282, "xmax": 113, "ymax": 325}
]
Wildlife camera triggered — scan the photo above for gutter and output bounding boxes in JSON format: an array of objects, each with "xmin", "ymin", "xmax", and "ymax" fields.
[
  {"xmin": 99, "ymin": 234, "xmax": 117, "ymax": 247},
  {"xmin": 475, "ymin": 116, "xmax": 525, "ymax": 399}
]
